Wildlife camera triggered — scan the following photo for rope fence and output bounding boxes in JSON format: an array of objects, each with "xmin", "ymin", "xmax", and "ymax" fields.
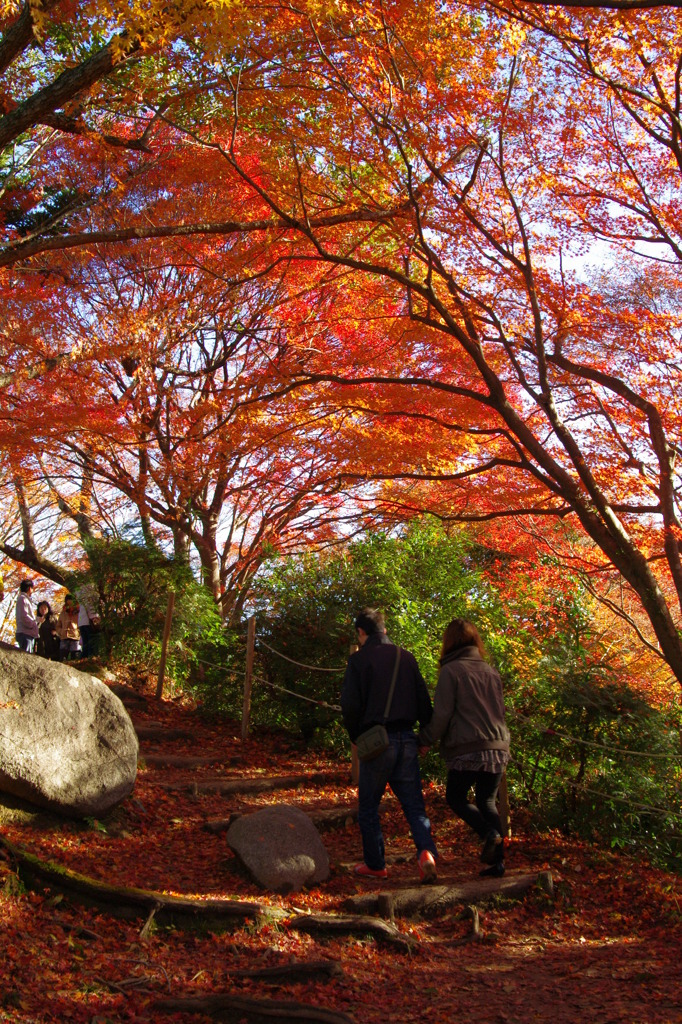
[
  {"xmin": 509, "ymin": 724, "xmax": 682, "ymax": 822},
  {"xmin": 510, "ymin": 708, "xmax": 682, "ymax": 761},
  {"xmin": 562, "ymin": 780, "xmax": 682, "ymax": 820},
  {"xmin": 197, "ymin": 615, "xmax": 682, "ymax": 825},
  {"xmin": 195, "ymin": 656, "xmax": 244, "ymax": 678},
  {"xmin": 209, "ymin": 630, "xmax": 682, "ymax": 764},
  {"xmin": 253, "ymin": 675, "xmax": 342, "ymax": 712},
  {"xmin": 518, "ymin": 754, "xmax": 681, "ymax": 819},
  {"xmin": 256, "ymin": 638, "xmax": 345, "ymax": 674}
]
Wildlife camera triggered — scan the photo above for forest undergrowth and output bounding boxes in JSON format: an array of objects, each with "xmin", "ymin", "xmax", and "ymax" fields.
[{"xmin": 1, "ymin": 670, "xmax": 681, "ymax": 1024}]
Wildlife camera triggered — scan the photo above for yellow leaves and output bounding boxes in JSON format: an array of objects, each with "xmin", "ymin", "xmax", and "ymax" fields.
[
  {"xmin": 499, "ymin": 17, "xmax": 528, "ymax": 55},
  {"xmin": 63, "ymin": 0, "xmax": 219, "ymax": 54},
  {"xmin": 26, "ymin": 0, "xmax": 50, "ymax": 43},
  {"xmin": 109, "ymin": 33, "xmax": 136, "ymax": 62},
  {"xmin": 0, "ymin": 0, "xmax": 20, "ymax": 18}
]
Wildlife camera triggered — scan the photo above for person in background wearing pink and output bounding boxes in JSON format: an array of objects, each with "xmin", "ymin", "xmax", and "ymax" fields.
[{"xmin": 15, "ymin": 579, "xmax": 40, "ymax": 653}]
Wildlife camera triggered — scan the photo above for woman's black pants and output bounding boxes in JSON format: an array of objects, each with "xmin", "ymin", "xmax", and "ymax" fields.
[{"xmin": 446, "ymin": 769, "xmax": 503, "ymax": 840}]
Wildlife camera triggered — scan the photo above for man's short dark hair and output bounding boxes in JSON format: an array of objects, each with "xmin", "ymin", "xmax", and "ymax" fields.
[
  {"xmin": 19, "ymin": 580, "xmax": 34, "ymax": 593},
  {"xmin": 354, "ymin": 608, "xmax": 385, "ymax": 635}
]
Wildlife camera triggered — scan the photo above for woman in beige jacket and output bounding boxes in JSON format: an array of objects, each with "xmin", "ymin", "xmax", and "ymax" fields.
[{"xmin": 57, "ymin": 594, "xmax": 81, "ymax": 661}]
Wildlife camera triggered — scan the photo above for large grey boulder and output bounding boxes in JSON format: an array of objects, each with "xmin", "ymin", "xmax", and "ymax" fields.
[
  {"xmin": 227, "ymin": 804, "xmax": 330, "ymax": 893},
  {"xmin": 0, "ymin": 648, "xmax": 138, "ymax": 817}
]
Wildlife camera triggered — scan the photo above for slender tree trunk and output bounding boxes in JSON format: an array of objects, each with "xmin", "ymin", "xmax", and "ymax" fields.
[
  {"xmin": 195, "ymin": 522, "xmax": 221, "ymax": 602},
  {"xmin": 172, "ymin": 527, "xmax": 191, "ymax": 566}
]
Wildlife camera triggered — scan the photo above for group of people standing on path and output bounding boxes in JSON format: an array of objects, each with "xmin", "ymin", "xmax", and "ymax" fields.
[
  {"xmin": 341, "ymin": 608, "xmax": 510, "ymax": 883},
  {"xmin": 14, "ymin": 579, "xmax": 101, "ymax": 660}
]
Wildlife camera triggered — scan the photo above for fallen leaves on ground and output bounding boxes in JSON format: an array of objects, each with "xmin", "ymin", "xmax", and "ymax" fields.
[{"xmin": 1, "ymin": 678, "xmax": 681, "ymax": 1024}]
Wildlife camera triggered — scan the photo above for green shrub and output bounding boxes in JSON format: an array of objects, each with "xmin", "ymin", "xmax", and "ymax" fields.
[
  {"xmin": 507, "ymin": 590, "xmax": 682, "ymax": 870},
  {"xmin": 70, "ymin": 537, "xmax": 223, "ymax": 688},
  {"xmin": 187, "ymin": 516, "xmax": 682, "ymax": 869},
  {"xmin": 185, "ymin": 621, "xmax": 246, "ymax": 718},
  {"xmin": 242, "ymin": 520, "xmax": 502, "ymax": 743}
]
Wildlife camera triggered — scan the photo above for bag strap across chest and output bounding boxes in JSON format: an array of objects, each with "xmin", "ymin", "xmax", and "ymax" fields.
[{"xmin": 381, "ymin": 647, "xmax": 401, "ymax": 723}]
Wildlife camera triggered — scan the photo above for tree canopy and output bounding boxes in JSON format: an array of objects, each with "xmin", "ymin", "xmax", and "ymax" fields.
[{"xmin": 0, "ymin": 0, "xmax": 681, "ymax": 686}]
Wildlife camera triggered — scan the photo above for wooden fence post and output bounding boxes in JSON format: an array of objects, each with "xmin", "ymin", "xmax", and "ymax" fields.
[
  {"xmin": 241, "ymin": 616, "xmax": 256, "ymax": 741},
  {"xmin": 155, "ymin": 592, "xmax": 176, "ymax": 700}
]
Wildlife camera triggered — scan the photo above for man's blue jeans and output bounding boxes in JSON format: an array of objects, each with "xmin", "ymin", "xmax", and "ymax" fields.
[{"xmin": 357, "ymin": 730, "xmax": 437, "ymax": 870}]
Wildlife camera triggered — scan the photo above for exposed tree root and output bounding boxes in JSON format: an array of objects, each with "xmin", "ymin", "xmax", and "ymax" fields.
[
  {"xmin": 151, "ymin": 993, "xmax": 355, "ymax": 1022},
  {"xmin": 287, "ymin": 912, "xmax": 415, "ymax": 950},
  {"xmin": 159, "ymin": 771, "xmax": 350, "ymax": 796},
  {"xmin": 0, "ymin": 834, "xmax": 283, "ymax": 930},
  {"xmin": 343, "ymin": 871, "xmax": 553, "ymax": 918},
  {"xmin": 0, "ymin": 835, "xmax": 423, "ymax": 953}
]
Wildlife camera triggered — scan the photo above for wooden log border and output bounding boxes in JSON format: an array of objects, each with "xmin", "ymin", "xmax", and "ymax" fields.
[{"xmin": 344, "ymin": 870, "xmax": 554, "ymax": 918}]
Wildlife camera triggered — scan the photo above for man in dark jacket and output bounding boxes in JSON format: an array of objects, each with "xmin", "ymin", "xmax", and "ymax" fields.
[{"xmin": 341, "ymin": 608, "xmax": 438, "ymax": 882}]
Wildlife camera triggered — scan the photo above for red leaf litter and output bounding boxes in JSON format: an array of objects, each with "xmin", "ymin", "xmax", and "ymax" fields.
[{"xmin": 1, "ymin": 679, "xmax": 681, "ymax": 1024}]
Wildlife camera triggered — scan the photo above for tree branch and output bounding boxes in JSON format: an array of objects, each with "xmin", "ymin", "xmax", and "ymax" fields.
[
  {"xmin": 0, "ymin": 28, "xmax": 142, "ymax": 151},
  {"xmin": 0, "ymin": 206, "xmax": 406, "ymax": 268}
]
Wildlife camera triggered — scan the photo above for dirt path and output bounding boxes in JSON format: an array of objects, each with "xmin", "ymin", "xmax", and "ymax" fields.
[{"xmin": 0, "ymin": 691, "xmax": 680, "ymax": 1024}]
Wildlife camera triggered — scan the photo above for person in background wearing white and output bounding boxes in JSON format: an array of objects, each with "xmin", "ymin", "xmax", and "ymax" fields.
[
  {"xmin": 76, "ymin": 585, "xmax": 101, "ymax": 659},
  {"xmin": 15, "ymin": 579, "xmax": 40, "ymax": 653}
]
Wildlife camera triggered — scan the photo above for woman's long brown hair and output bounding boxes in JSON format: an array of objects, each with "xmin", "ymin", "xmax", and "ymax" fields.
[{"xmin": 440, "ymin": 618, "xmax": 485, "ymax": 662}]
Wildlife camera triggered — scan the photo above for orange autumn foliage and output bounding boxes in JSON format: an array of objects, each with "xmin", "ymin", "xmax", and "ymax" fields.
[{"xmin": 0, "ymin": 0, "xmax": 680, "ymax": 682}]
